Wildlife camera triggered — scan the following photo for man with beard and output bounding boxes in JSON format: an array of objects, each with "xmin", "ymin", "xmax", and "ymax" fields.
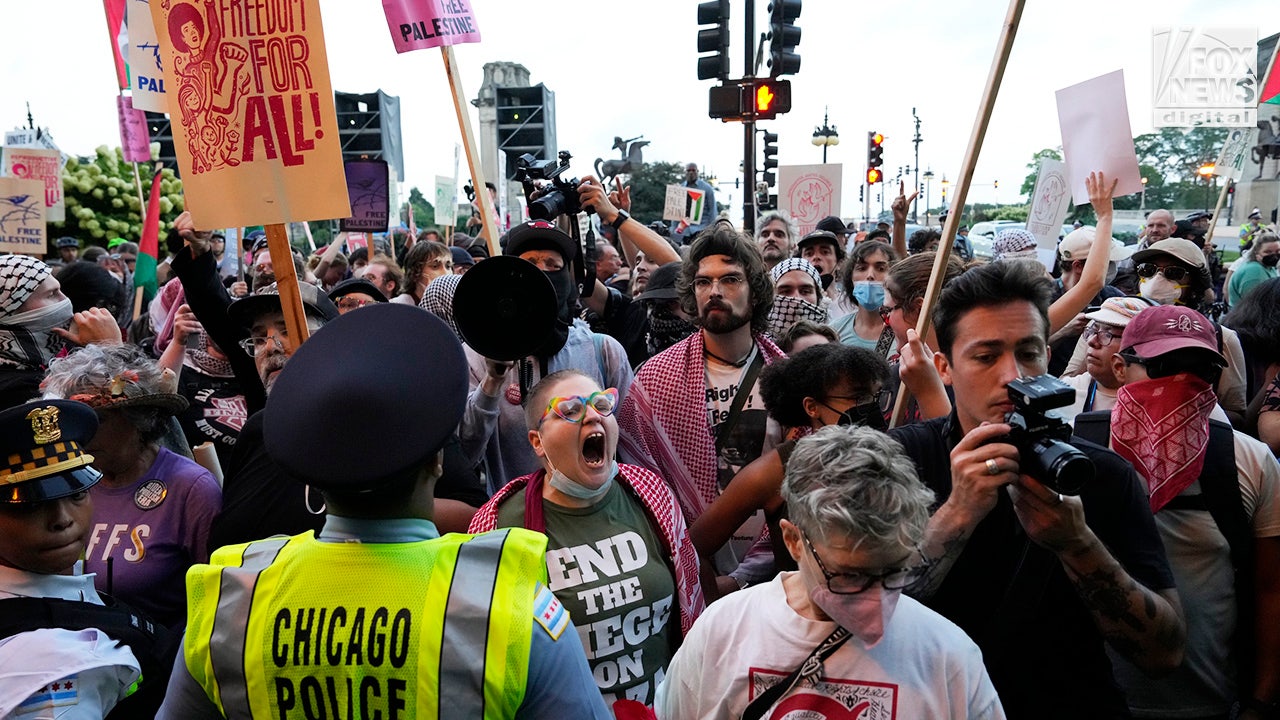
[
  {"xmin": 460, "ymin": 220, "xmax": 634, "ymax": 495},
  {"xmin": 0, "ymin": 255, "xmax": 122, "ymax": 409},
  {"xmin": 620, "ymin": 221, "xmax": 785, "ymax": 594},
  {"xmin": 755, "ymin": 211, "xmax": 798, "ymax": 272}
]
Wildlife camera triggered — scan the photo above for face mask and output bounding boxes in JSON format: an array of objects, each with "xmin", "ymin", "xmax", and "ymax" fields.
[
  {"xmin": 544, "ymin": 268, "xmax": 577, "ymax": 319},
  {"xmin": 546, "ymin": 459, "xmax": 617, "ymax": 501},
  {"xmin": 820, "ymin": 274, "xmax": 834, "ymax": 291},
  {"xmin": 809, "ymin": 583, "xmax": 902, "ymax": 649},
  {"xmin": 852, "ymin": 281, "xmax": 885, "ymax": 310},
  {"xmin": 2, "ymin": 297, "xmax": 74, "ymax": 332},
  {"xmin": 835, "ymin": 401, "xmax": 888, "ymax": 432},
  {"xmin": 1139, "ymin": 275, "xmax": 1185, "ymax": 305},
  {"xmin": 1262, "ymin": 254, "xmax": 1280, "ymax": 268}
]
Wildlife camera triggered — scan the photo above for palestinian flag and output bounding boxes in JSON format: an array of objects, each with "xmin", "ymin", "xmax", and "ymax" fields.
[{"xmin": 134, "ymin": 167, "xmax": 163, "ymax": 308}]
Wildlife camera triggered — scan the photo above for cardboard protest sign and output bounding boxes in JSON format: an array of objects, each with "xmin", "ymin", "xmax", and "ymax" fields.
[
  {"xmin": 779, "ymin": 164, "xmax": 841, "ymax": 237},
  {"xmin": 435, "ymin": 176, "xmax": 457, "ymax": 226},
  {"xmin": 1213, "ymin": 127, "xmax": 1255, "ymax": 181},
  {"xmin": 345, "ymin": 232, "xmax": 369, "ymax": 251},
  {"xmin": 662, "ymin": 184, "xmax": 705, "ymax": 223},
  {"xmin": 339, "ymin": 160, "xmax": 390, "ymax": 232},
  {"xmin": 149, "ymin": 0, "xmax": 350, "ymax": 229},
  {"xmin": 3, "ymin": 130, "xmax": 36, "ymax": 148},
  {"xmin": 382, "ymin": 0, "xmax": 481, "ymax": 53},
  {"xmin": 1, "ymin": 147, "xmax": 64, "ymax": 222},
  {"xmin": 127, "ymin": 0, "xmax": 168, "ymax": 112},
  {"xmin": 1055, "ymin": 71, "xmax": 1143, "ymax": 206},
  {"xmin": 0, "ymin": 178, "xmax": 48, "ymax": 255},
  {"xmin": 117, "ymin": 96, "xmax": 152, "ymax": 163},
  {"xmin": 1026, "ymin": 158, "xmax": 1072, "ymax": 248}
]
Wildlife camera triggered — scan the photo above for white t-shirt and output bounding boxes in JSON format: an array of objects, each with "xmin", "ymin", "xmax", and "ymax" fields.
[{"xmin": 655, "ymin": 573, "xmax": 1005, "ymax": 720}]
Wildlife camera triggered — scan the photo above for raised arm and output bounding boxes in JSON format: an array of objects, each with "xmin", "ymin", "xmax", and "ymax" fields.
[
  {"xmin": 579, "ymin": 175, "xmax": 680, "ymax": 267},
  {"xmin": 689, "ymin": 448, "xmax": 785, "ymax": 560},
  {"xmin": 890, "ymin": 181, "xmax": 917, "ymax": 260},
  {"xmin": 1048, "ymin": 171, "xmax": 1117, "ymax": 333}
]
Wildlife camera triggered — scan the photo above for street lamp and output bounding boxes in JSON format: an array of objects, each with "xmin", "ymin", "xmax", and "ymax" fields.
[
  {"xmin": 811, "ymin": 107, "xmax": 839, "ymax": 164},
  {"xmin": 1197, "ymin": 163, "xmax": 1215, "ymax": 212},
  {"xmin": 922, "ymin": 169, "xmax": 935, "ymax": 225},
  {"xmin": 1140, "ymin": 176, "xmax": 1148, "ymax": 211}
]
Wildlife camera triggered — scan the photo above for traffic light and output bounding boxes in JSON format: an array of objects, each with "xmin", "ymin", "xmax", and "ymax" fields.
[
  {"xmin": 761, "ymin": 131, "xmax": 779, "ymax": 186},
  {"xmin": 752, "ymin": 79, "xmax": 791, "ymax": 119},
  {"xmin": 696, "ymin": 0, "xmax": 731, "ymax": 81},
  {"xmin": 766, "ymin": 0, "xmax": 802, "ymax": 77},
  {"xmin": 993, "ymin": 179, "xmax": 999, "ymax": 190},
  {"xmin": 867, "ymin": 132, "xmax": 884, "ymax": 169},
  {"xmin": 867, "ymin": 168, "xmax": 883, "ymax": 185}
]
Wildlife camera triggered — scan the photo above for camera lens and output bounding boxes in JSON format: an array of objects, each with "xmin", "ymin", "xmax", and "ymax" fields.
[
  {"xmin": 1031, "ymin": 439, "xmax": 1093, "ymax": 495},
  {"xmin": 528, "ymin": 190, "xmax": 567, "ymax": 221}
]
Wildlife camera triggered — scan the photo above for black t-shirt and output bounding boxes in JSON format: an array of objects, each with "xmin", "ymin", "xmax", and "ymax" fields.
[
  {"xmin": 208, "ymin": 411, "xmax": 490, "ymax": 552},
  {"xmin": 176, "ymin": 367, "xmax": 247, "ymax": 472},
  {"xmin": 889, "ymin": 415, "xmax": 1175, "ymax": 720},
  {"xmin": 601, "ymin": 287, "xmax": 650, "ymax": 369}
]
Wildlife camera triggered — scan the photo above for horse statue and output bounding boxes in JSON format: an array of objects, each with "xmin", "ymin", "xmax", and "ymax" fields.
[
  {"xmin": 1253, "ymin": 116, "xmax": 1280, "ymax": 180},
  {"xmin": 594, "ymin": 136, "xmax": 650, "ymax": 186}
]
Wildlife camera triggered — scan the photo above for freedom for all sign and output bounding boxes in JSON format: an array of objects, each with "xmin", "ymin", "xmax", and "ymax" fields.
[{"xmin": 149, "ymin": 0, "xmax": 350, "ymax": 228}]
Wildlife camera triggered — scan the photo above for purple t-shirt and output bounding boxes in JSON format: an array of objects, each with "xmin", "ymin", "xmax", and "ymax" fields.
[{"xmin": 83, "ymin": 448, "xmax": 221, "ymax": 628}]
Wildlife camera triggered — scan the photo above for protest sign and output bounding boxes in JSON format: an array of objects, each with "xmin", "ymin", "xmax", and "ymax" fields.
[
  {"xmin": 149, "ymin": 0, "xmax": 350, "ymax": 229},
  {"xmin": 1, "ymin": 147, "xmax": 64, "ymax": 222},
  {"xmin": 104, "ymin": 0, "xmax": 129, "ymax": 90},
  {"xmin": 127, "ymin": 0, "xmax": 168, "ymax": 112},
  {"xmin": 382, "ymin": 0, "xmax": 481, "ymax": 53},
  {"xmin": 435, "ymin": 176, "xmax": 458, "ymax": 226},
  {"xmin": 1055, "ymin": 70, "xmax": 1143, "ymax": 206},
  {"xmin": 1213, "ymin": 127, "xmax": 1255, "ymax": 181},
  {"xmin": 0, "ymin": 178, "xmax": 48, "ymax": 255},
  {"xmin": 779, "ymin": 164, "xmax": 841, "ymax": 237},
  {"xmin": 117, "ymin": 95, "xmax": 152, "ymax": 162},
  {"xmin": 339, "ymin": 160, "xmax": 391, "ymax": 233},
  {"xmin": 662, "ymin": 184, "xmax": 705, "ymax": 224},
  {"xmin": 345, "ymin": 232, "xmax": 369, "ymax": 251},
  {"xmin": 1026, "ymin": 158, "xmax": 1072, "ymax": 248},
  {"xmin": 3, "ymin": 130, "xmax": 37, "ymax": 148}
]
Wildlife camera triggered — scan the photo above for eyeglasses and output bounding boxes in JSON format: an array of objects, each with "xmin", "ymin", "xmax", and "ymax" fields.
[
  {"xmin": 1082, "ymin": 322, "xmax": 1119, "ymax": 345},
  {"xmin": 1135, "ymin": 263, "xmax": 1190, "ymax": 282},
  {"xmin": 237, "ymin": 333, "xmax": 288, "ymax": 356},
  {"xmin": 692, "ymin": 274, "xmax": 745, "ymax": 292},
  {"xmin": 538, "ymin": 388, "xmax": 619, "ymax": 426},
  {"xmin": 336, "ymin": 297, "xmax": 375, "ymax": 311},
  {"xmin": 877, "ymin": 303, "xmax": 902, "ymax": 322},
  {"xmin": 802, "ymin": 532, "xmax": 930, "ymax": 595}
]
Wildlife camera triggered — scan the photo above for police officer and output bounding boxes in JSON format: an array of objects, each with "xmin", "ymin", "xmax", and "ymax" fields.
[
  {"xmin": 0, "ymin": 399, "xmax": 159, "ymax": 718},
  {"xmin": 156, "ymin": 303, "xmax": 610, "ymax": 719}
]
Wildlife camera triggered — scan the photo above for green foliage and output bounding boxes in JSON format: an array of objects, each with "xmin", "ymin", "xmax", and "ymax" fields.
[
  {"xmin": 1133, "ymin": 127, "xmax": 1228, "ymax": 183},
  {"xmin": 400, "ymin": 186, "xmax": 436, "ymax": 230},
  {"xmin": 52, "ymin": 145, "xmax": 184, "ymax": 247},
  {"xmin": 989, "ymin": 205, "xmax": 1029, "ymax": 222},
  {"xmin": 1020, "ymin": 147, "xmax": 1063, "ymax": 200},
  {"xmin": 626, "ymin": 161, "xmax": 685, "ymax": 224}
]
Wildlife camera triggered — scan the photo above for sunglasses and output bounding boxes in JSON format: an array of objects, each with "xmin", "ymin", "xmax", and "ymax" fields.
[
  {"xmin": 538, "ymin": 388, "xmax": 619, "ymax": 426},
  {"xmin": 1135, "ymin": 263, "xmax": 1190, "ymax": 282}
]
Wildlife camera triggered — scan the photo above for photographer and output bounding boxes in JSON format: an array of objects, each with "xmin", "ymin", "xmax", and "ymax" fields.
[{"xmin": 887, "ymin": 261, "xmax": 1185, "ymax": 720}]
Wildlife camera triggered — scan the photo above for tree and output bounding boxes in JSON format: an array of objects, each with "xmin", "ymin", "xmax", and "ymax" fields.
[
  {"xmin": 400, "ymin": 186, "xmax": 436, "ymax": 229},
  {"xmin": 624, "ymin": 161, "xmax": 685, "ymax": 224},
  {"xmin": 1020, "ymin": 147, "xmax": 1063, "ymax": 201},
  {"xmin": 53, "ymin": 145, "xmax": 184, "ymax": 247},
  {"xmin": 1133, "ymin": 127, "xmax": 1228, "ymax": 183}
]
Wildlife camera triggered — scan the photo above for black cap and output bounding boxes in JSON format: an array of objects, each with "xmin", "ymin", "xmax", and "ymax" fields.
[
  {"xmin": 264, "ymin": 304, "xmax": 469, "ymax": 492},
  {"xmin": 56, "ymin": 237, "xmax": 79, "ymax": 249},
  {"xmin": 796, "ymin": 229, "xmax": 846, "ymax": 259},
  {"xmin": 328, "ymin": 278, "xmax": 388, "ymax": 303},
  {"xmin": 246, "ymin": 230, "xmax": 268, "ymax": 252},
  {"xmin": 503, "ymin": 221, "xmax": 578, "ymax": 262},
  {"xmin": 228, "ymin": 281, "xmax": 340, "ymax": 328},
  {"xmin": 0, "ymin": 400, "xmax": 103, "ymax": 503},
  {"xmin": 1183, "ymin": 211, "xmax": 1212, "ymax": 222},
  {"xmin": 815, "ymin": 216, "xmax": 853, "ymax": 236},
  {"xmin": 450, "ymin": 246, "xmax": 475, "ymax": 267},
  {"xmin": 637, "ymin": 261, "xmax": 682, "ymax": 301}
]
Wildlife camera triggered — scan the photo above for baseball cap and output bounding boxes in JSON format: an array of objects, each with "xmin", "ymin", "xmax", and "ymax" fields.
[
  {"xmin": 228, "ymin": 280, "xmax": 340, "ymax": 328},
  {"xmin": 1084, "ymin": 296, "xmax": 1155, "ymax": 327},
  {"xmin": 502, "ymin": 221, "xmax": 578, "ymax": 262},
  {"xmin": 1131, "ymin": 238, "xmax": 1207, "ymax": 269},
  {"xmin": 815, "ymin": 216, "xmax": 854, "ymax": 236},
  {"xmin": 796, "ymin": 230, "xmax": 846, "ymax": 259},
  {"xmin": 328, "ymin": 278, "xmax": 388, "ymax": 304},
  {"xmin": 1058, "ymin": 227, "xmax": 1136, "ymax": 263},
  {"xmin": 1119, "ymin": 304, "xmax": 1226, "ymax": 365},
  {"xmin": 636, "ymin": 262, "xmax": 681, "ymax": 301}
]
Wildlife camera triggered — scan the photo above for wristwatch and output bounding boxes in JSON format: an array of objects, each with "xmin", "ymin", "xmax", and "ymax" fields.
[{"xmin": 609, "ymin": 210, "xmax": 632, "ymax": 231}]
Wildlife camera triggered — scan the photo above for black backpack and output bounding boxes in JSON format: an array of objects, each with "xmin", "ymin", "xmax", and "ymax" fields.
[{"xmin": 0, "ymin": 594, "xmax": 179, "ymax": 720}]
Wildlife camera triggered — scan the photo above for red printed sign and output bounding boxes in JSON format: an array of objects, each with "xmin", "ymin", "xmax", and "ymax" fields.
[
  {"xmin": 381, "ymin": 0, "xmax": 481, "ymax": 54},
  {"xmin": 149, "ymin": 0, "xmax": 350, "ymax": 228}
]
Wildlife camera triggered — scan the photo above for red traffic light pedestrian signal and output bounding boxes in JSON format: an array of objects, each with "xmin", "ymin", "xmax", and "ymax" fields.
[
  {"xmin": 751, "ymin": 79, "xmax": 791, "ymax": 119},
  {"xmin": 867, "ymin": 168, "xmax": 883, "ymax": 185}
]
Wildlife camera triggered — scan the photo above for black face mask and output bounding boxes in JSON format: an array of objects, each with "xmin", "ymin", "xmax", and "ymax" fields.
[
  {"xmin": 820, "ymin": 273, "xmax": 834, "ymax": 291},
  {"xmin": 1262, "ymin": 254, "xmax": 1279, "ymax": 268},
  {"xmin": 537, "ymin": 267, "xmax": 577, "ymax": 357},
  {"xmin": 828, "ymin": 400, "xmax": 888, "ymax": 431}
]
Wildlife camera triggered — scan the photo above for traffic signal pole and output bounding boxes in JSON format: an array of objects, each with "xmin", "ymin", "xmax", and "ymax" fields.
[{"xmin": 742, "ymin": 0, "xmax": 757, "ymax": 234}]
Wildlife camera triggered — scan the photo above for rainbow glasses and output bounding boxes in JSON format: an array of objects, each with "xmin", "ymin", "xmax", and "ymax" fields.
[{"xmin": 539, "ymin": 388, "xmax": 619, "ymax": 426}]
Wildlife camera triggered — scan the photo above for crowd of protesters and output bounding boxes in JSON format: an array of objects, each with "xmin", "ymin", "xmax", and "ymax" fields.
[{"xmin": 2, "ymin": 166, "xmax": 1279, "ymax": 720}]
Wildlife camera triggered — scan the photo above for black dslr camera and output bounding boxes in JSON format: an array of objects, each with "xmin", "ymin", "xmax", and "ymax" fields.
[
  {"xmin": 1002, "ymin": 375, "xmax": 1093, "ymax": 495},
  {"xmin": 515, "ymin": 151, "xmax": 586, "ymax": 221}
]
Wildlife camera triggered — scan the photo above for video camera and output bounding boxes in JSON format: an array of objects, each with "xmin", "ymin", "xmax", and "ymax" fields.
[
  {"xmin": 1001, "ymin": 375, "xmax": 1093, "ymax": 495},
  {"xmin": 515, "ymin": 151, "xmax": 588, "ymax": 221}
]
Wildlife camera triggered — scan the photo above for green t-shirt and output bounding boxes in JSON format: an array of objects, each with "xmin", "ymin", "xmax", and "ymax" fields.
[
  {"xmin": 1227, "ymin": 261, "xmax": 1277, "ymax": 306},
  {"xmin": 496, "ymin": 480, "xmax": 676, "ymax": 706}
]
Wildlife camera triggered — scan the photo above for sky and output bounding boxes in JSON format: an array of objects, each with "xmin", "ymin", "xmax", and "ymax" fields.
[{"xmin": 2, "ymin": 1, "xmax": 1275, "ymax": 226}]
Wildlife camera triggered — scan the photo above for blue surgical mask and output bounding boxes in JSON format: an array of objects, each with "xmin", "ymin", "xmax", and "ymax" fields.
[
  {"xmin": 546, "ymin": 460, "xmax": 617, "ymax": 501},
  {"xmin": 852, "ymin": 281, "xmax": 885, "ymax": 310}
]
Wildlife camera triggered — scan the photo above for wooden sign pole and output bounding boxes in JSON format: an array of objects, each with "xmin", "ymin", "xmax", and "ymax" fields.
[
  {"xmin": 890, "ymin": 0, "xmax": 1027, "ymax": 428},
  {"xmin": 441, "ymin": 45, "xmax": 501, "ymax": 257},
  {"xmin": 264, "ymin": 223, "xmax": 310, "ymax": 353},
  {"xmin": 237, "ymin": 227, "xmax": 247, "ymax": 285}
]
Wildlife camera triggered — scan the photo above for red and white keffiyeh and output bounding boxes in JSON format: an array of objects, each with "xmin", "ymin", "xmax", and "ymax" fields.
[{"xmin": 1111, "ymin": 373, "xmax": 1217, "ymax": 513}]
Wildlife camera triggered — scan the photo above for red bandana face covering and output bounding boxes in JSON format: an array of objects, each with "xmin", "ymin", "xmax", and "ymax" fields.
[{"xmin": 1110, "ymin": 373, "xmax": 1217, "ymax": 512}]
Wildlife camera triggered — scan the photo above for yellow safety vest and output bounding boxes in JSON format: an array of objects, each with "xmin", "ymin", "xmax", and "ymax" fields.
[{"xmin": 183, "ymin": 528, "xmax": 549, "ymax": 719}]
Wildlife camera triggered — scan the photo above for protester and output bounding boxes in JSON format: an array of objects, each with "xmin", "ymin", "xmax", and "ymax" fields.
[
  {"xmin": 421, "ymin": 273, "xmax": 463, "ymax": 340},
  {"xmin": 360, "ymin": 255, "xmax": 404, "ymax": 301},
  {"xmin": 41, "ymin": 343, "xmax": 221, "ymax": 629},
  {"xmin": 828, "ymin": 240, "xmax": 898, "ymax": 358},
  {"xmin": 1114, "ymin": 208, "xmax": 1176, "ymax": 294},
  {"xmin": 451, "ymin": 245, "xmax": 475, "ymax": 274},
  {"xmin": 657, "ymin": 425, "xmax": 1006, "ymax": 719},
  {"xmin": 908, "ymin": 228, "xmax": 942, "ymax": 254},
  {"xmin": 882, "ymin": 251, "xmax": 963, "ymax": 422},
  {"xmin": 669, "ymin": 163, "xmax": 717, "ymax": 243},
  {"xmin": 54, "ymin": 259, "xmax": 128, "ymax": 318},
  {"xmin": 888, "ymin": 261, "xmax": 1185, "ymax": 719},
  {"xmin": 1046, "ymin": 223, "xmax": 1127, "ymax": 376},
  {"xmin": 155, "ymin": 305, "xmax": 611, "ymax": 719},
  {"xmin": 470, "ymin": 369, "xmax": 705, "ymax": 709},
  {"xmin": 396, "ymin": 240, "xmax": 453, "ymax": 306},
  {"xmin": 620, "ymin": 221, "xmax": 784, "ymax": 593},
  {"xmin": 775, "ymin": 318, "xmax": 837, "ymax": 354},
  {"xmin": 754, "ymin": 212, "xmax": 796, "ymax": 272},
  {"xmin": 765, "ymin": 257, "xmax": 827, "ymax": 341},
  {"xmin": 795, "ymin": 230, "xmax": 844, "ymax": 299},
  {"xmin": 328, "ymin": 276, "xmax": 388, "ymax": 314},
  {"xmin": 55, "ymin": 236, "xmax": 80, "ymax": 264},
  {"xmin": 1057, "ymin": 296, "xmax": 1157, "ymax": 422},
  {"xmin": 1226, "ymin": 232, "xmax": 1279, "ymax": 307},
  {"xmin": 1223, "ymin": 277, "xmax": 1280, "ymax": 401}
]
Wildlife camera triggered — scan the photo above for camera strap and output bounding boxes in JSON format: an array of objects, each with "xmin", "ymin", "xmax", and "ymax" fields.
[
  {"xmin": 740, "ymin": 626, "xmax": 851, "ymax": 720},
  {"xmin": 713, "ymin": 349, "xmax": 765, "ymax": 458}
]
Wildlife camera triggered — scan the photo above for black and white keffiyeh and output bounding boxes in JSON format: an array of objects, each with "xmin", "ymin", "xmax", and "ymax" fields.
[{"xmin": 0, "ymin": 255, "xmax": 52, "ymax": 317}]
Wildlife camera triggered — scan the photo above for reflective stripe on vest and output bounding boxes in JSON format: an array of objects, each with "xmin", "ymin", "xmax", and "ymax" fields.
[{"xmin": 184, "ymin": 528, "xmax": 548, "ymax": 720}]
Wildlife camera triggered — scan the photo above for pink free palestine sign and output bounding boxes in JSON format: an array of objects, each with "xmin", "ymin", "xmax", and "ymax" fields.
[{"xmin": 382, "ymin": 0, "xmax": 481, "ymax": 53}]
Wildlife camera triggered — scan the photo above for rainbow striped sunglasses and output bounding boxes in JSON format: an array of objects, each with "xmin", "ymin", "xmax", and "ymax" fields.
[{"xmin": 539, "ymin": 388, "xmax": 619, "ymax": 426}]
